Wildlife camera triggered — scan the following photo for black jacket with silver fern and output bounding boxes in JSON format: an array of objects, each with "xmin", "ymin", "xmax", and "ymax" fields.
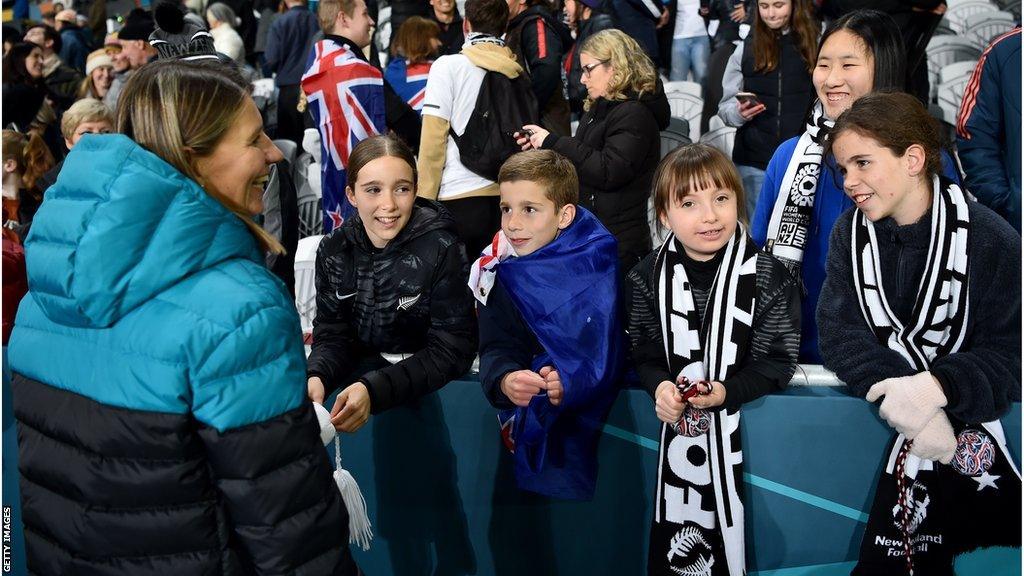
[
  {"xmin": 307, "ymin": 198, "xmax": 477, "ymax": 412},
  {"xmin": 626, "ymin": 244, "xmax": 801, "ymax": 411}
]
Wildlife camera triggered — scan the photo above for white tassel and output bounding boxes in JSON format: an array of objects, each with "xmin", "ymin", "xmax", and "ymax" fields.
[
  {"xmin": 334, "ymin": 435, "xmax": 373, "ymax": 551},
  {"xmin": 312, "ymin": 403, "xmax": 373, "ymax": 551}
]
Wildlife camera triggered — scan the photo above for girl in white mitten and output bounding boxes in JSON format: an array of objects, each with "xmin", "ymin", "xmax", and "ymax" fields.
[{"xmin": 818, "ymin": 92, "xmax": 1021, "ymax": 575}]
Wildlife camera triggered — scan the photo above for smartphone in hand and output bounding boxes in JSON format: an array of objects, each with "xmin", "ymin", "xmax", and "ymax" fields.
[{"xmin": 735, "ymin": 92, "xmax": 761, "ymax": 107}]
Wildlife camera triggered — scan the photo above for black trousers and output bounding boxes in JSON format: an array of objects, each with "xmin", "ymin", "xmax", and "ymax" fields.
[
  {"xmin": 276, "ymin": 83, "xmax": 305, "ymax": 147},
  {"xmin": 440, "ymin": 195, "xmax": 501, "ymax": 261}
]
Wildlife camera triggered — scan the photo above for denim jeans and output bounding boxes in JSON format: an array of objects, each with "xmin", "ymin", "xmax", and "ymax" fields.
[
  {"xmin": 737, "ymin": 164, "xmax": 766, "ymax": 221},
  {"xmin": 670, "ymin": 35, "xmax": 710, "ymax": 86}
]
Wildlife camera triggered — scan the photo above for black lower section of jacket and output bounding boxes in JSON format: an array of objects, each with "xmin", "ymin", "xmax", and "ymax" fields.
[{"xmin": 13, "ymin": 374, "xmax": 357, "ymax": 576}]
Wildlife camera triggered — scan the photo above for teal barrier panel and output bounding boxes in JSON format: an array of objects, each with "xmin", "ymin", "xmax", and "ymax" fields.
[
  {"xmin": 1, "ymin": 375, "xmax": 1019, "ymax": 574},
  {"xmin": 334, "ymin": 382, "xmax": 1020, "ymax": 575}
]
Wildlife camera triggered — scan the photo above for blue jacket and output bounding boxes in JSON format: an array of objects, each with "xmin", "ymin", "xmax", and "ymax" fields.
[
  {"xmin": 264, "ymin": 5, "xmax": 320, "ymax": 85},
  {"xmin": 751, "ymin": 136, "xmax": 961, "ymax": 363},
  {"xmin": 58, "ymin": 25, "xmax": 91, "ymax": 73},
  {"xmin": 956, "ymin": 28, "xmax": 1021, "ymax": 232},
  {"xmin": 8, "ymin": 135, "xmax": 356, "ymax": 575}
]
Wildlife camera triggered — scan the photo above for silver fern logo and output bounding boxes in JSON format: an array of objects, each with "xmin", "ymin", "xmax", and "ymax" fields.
[
  {"xmin": 397, "ymin": 294, "xmax": 421, "ymax": 311},
  {"xmin": 788, "ymin": 163, "xmax": 820, "ymax": 207},
  {"xmin": 666, "ymin": 526, "xmax": 714, "ymax": 576}
]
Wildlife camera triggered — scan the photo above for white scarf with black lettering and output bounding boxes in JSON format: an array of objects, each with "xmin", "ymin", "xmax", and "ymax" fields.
[
  {"xmin": 650, "ymin": 228, "xmax": 757, "ymax": 576},
  {"xmin": 765, "ymin": 101, "xmax": 832, "ymax": 270}
]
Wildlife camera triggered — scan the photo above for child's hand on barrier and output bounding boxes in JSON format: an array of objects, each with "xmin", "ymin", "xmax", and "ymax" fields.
[
  {"xmin": 331, "ymin": 382, "xmax": 372, "ymax": 433},
  {"xmin": 655, "ymin": 380, "xmax": 685, "ymax": 424},
  {"xmin": 501, "ymin": 370, "xmax": 547, "ymax": 407},
  {"xmin": 687, "ymin": 381, "xmax": 726, "ymax": 409},
  {"xmin": 539, "ymin": 366, "xmax": 562, "ymax": 406}
]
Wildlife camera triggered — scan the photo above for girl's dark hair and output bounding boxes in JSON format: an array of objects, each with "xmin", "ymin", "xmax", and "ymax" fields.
[
  {"xmin": 818, "ymin": 9, "xmax": 906, "ymax": 92},
  {"xmin": 2, "ymin": 42, "xmax": 43, "ymax": 86},
  {"xmin": 825, "ymin": 91, "xmax": 943, "ymax": 182},
  {"xmin": 347, "ymin": 134, "xmax": 418, "ymax": 189},
  {"xmin": 752, "ymin": 0, "xmax": 819, "ymax": 74}
]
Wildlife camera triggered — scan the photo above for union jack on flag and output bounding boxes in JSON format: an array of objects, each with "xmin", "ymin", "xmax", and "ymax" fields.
[{"xmin": 302, "ymin": 39, "xmax": 386, "ymax": 233}]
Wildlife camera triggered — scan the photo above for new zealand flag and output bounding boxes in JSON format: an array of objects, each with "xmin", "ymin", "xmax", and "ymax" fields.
[{"xmin": 302, "ymin": 39, "xmax": 386, "ymax": 233}]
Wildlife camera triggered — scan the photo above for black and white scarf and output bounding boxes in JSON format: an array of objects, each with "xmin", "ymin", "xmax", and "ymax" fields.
[
  {"xmin": 764, "ymin": 101, "xmax": 833, "ymax": 269},
  {"xmin": 851, "ymin": 176, "xmax": 1021, "ymax": 574},
  {"xmin": 649, "ymin": 229, "xmax": 758, "ymax": 576}
]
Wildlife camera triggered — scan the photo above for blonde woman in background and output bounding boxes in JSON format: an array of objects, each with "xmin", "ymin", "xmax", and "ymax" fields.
[
  {"xmin": 76, "ymin": 48, "xmax": 115, "ymax": 99},
  {"xmin": 517, "ymin": 28, "xmax": 670, "ymax": 272}
]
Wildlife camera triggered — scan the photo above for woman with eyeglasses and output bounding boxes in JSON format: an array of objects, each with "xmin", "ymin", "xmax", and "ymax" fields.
[{"xmin": 517, "ymin": 28, "xmax": 670, "ymax": 273}]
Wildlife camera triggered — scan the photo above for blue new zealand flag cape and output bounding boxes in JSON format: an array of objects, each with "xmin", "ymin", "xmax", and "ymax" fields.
[{"xmin": 496, "ymin": 207, "xmax": 624, "ymax": 500}]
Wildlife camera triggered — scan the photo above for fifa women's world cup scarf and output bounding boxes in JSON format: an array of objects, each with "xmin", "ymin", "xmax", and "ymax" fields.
[
  {"xmin": 764, "ymin": 101, "xmax": 833, "ymax": 270},
  {"xmin": 850, "ymin": 176, "xmax": 1022, "ymax": 575},
  {"xmin": 468, "ymin": 208, "xmax": 624, "ymax": 500},
  {"xmin": 649, "ymin": 227, "xmax": 757, "ymax": 576}
]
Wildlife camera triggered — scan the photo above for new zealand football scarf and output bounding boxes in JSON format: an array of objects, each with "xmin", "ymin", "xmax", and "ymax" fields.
[
  {"xmin": 649, "ymin": 228, "xmax": 758, "ymax": 576},
  {"xmin": 469, "ymin": 208, "xmax": 624, "ymax": 500},
  {"xmin": 850, "ymin": 176, "xmax": 1021, "ymax": 575},
  {"xmin": 764, "ymin": 101, "xmax": 832, "ymax": 269}
]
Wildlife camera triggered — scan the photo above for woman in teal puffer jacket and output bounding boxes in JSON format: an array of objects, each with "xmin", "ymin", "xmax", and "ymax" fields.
[{"xmin": 8, "ymin": 59, "xmax": 358, "ymax": 575}]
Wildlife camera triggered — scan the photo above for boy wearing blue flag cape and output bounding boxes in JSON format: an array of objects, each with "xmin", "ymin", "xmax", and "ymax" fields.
[{"xmin": 470, "ymin": 149, "xmax": 624, "ymax": 500}]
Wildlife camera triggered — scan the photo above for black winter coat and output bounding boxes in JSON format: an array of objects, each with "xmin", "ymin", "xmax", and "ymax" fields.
[
  {"xmin": 818, "ymin": 198, "xmax": 1022, "ymax": 425},
  {"xmin": 507, "ymin": 5, "xmax": 574, "ymax": 136},
  {"xmin": 732, "ymin": 33, "xmax": 814, "ymax": 171},
  {"xmin": 626, "ymin": 244, "xmax": 801, "ymax": 411},
  {"xmin": 307, "ymin": 198, "xmax": 477, "ymax": 412},
  {"xmin": 543, "ymin": 83, "xmax": 671, "ymax": 270}
]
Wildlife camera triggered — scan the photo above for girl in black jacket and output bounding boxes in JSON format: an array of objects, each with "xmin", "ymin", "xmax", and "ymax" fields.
[
  {"xmin": 518, "ymin": 28, "xmax": 670, "ymax": 272},
  {"xmin": 306, "ymin": 135, "xmax": 478, "ymax": 432},
  {"xmin": 717, "ymin": 0, "xmax": 818, "ymax": 217},
  {"xmin": 818, "ymin": 92, "xmax": 1020, "ymax": 574},
  {"xmin": 627, "ymin": 144, "xmax": 799, "ymax": 576}
]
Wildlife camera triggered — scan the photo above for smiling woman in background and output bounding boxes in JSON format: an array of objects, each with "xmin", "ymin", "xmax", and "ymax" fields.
[{"xmin": 7, "ymin": 59, "xmax": 359, "ymax": 575}]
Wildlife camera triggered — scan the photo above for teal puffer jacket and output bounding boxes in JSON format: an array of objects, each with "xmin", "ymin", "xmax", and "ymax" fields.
[{"xmin": 8, "ymin": 134, "xmax": 356, "ymax": 575}]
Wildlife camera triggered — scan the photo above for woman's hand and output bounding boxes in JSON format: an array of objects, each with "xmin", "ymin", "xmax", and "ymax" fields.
[
  {"xmin": 655, "ymin": 380, "xmax": 685, "ymax": 424},
  {"xmin": 738, "ymin": 99, "xmax": 766, "ymax": 120},
  {"xmin": 515, "ymin": 124, "xmax": 549, "ymax": 151},
  {"xmin": 307, "ymin": 376, "xmax": 325, "ymax": 404},
  {"xmin": 331, "ymin": 382, "xmax": 372, "ymax": 433},
  {"xmin": 688, "ymin": 381, "xmax": 726, "ymax": 409}
]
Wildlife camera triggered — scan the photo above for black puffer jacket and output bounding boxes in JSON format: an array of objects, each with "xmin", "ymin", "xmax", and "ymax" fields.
[
  {"xmin": 543, "ymin": 82, "xmax": 671, "ymax": 270},
  {"xmin": 732, "ymin": 34, "xmax": 814, "ymax": 171},
  {"xmin": 307, "ymin": 198, "xmax": 477, "ymax": 412}
]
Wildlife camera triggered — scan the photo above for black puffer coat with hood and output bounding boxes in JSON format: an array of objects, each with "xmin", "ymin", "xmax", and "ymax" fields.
[
  {"xmin": 307, "ymin": 197, "xmax": 477, "ymax": 412},
  {"xmin": 542, "ymin": 81, "xmax": 671, "ymax": 271}
]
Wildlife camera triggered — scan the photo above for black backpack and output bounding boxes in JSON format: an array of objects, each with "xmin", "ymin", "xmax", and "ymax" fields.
[{"xmin": 450, "ymin": 71, "xmax": 539, "ymax": 181}]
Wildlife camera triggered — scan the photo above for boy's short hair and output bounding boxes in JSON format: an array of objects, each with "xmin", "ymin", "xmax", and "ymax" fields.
[
  {"xmin": 318, "ymin": 0, "xmax": 356, "ymax": 33},
  {"xmin": 60, "ymin": 98, "xmax": 114, "ymax": 141},
  {"xmin": 464, "ymin": 0, "xmax": 508, "ymax": 38},
  {"xmin": 498, "ymin": 150, "xmax": 579, "ymax": 209}
]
